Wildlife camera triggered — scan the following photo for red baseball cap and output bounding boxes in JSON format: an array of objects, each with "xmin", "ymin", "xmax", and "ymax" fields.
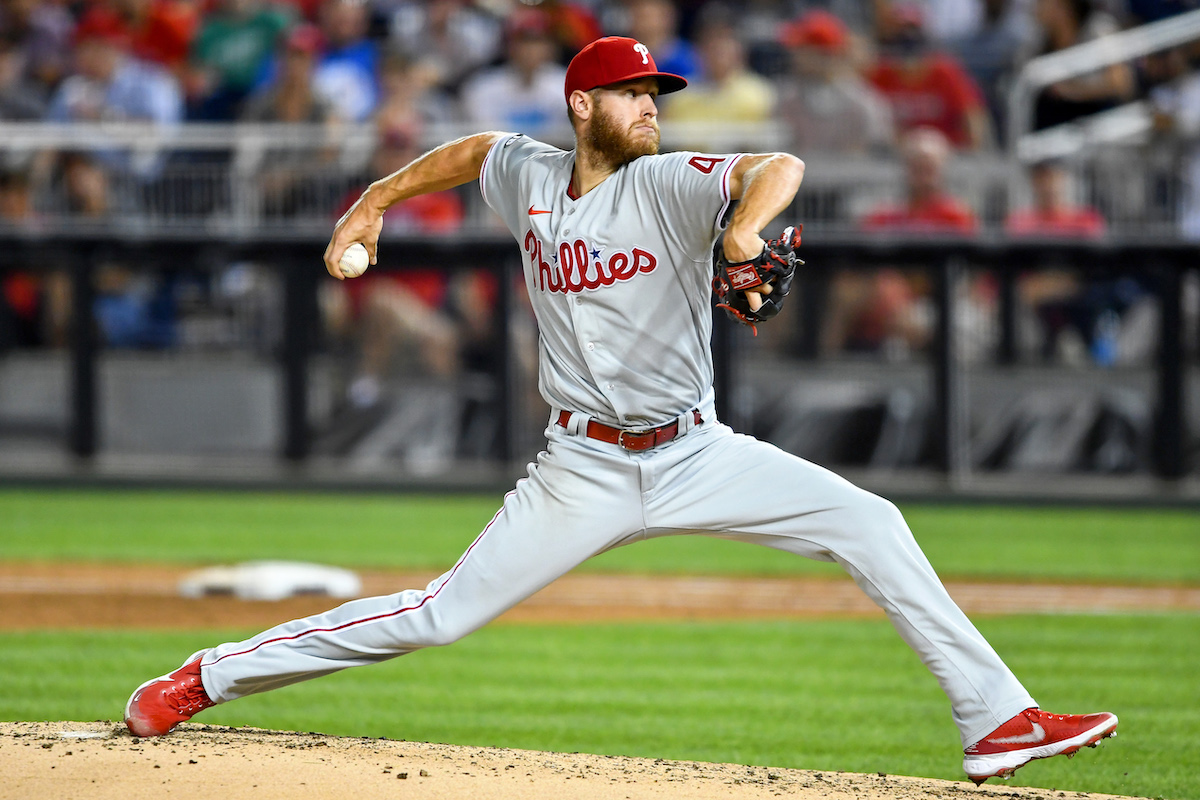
[
  {"xmin": 564, "ymin": 36, "xmax": 687, "ymax": 102},
  {"xmin": 507, "ymin": 8, "xmax": 553, "ymax": 40},
  {"xmin": 285, "ymin": 23, "xmax": 324, "ymax": 55},
  {"xmin": 73, "ymin": 8, "xmax": 132, "ymax": 49},
  {"xmin": 780, "ymin": 10, "xmax": 849, "ymax": 53}
]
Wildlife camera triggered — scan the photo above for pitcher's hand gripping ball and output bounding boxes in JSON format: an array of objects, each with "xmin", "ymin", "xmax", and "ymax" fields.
[
  {"xmin": 339, "ymin": 242, "xmax": 370, "ymax": 278},
  {"xmin": 712, "ymin": 225, "xmax": 803, "ymax": 334}
]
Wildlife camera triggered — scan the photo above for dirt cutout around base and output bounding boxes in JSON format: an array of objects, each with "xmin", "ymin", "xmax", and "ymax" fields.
[{"xmin": 0, "ymin": 721, "xmax": 1141, "ymax": 800}]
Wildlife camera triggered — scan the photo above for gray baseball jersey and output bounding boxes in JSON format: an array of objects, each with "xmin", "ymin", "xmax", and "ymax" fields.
[
  {"xmin": 197, "ymin": 135, "xmax": 1036, "ymax": 750},
  {"xmin": 481, "ymin": 133, "xmax": 740, "ymax": 427}
]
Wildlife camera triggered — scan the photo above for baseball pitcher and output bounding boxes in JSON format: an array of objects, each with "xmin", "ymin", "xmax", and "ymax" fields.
[{"xmin": 125, "ymin": 36, "xmax": 1117, "ymax": 785}]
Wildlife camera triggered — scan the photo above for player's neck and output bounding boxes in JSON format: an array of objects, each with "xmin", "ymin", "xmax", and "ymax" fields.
[{"xmin": 571, "ymin": 146, "xmax": 620, "ymax": 197}]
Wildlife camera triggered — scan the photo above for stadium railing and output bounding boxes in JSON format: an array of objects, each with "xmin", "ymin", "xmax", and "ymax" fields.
[
  {"xmin": 1008, "ymin": 8, "xmax": 1200, "ymax": 163},
  {"xmin": 0, "ymin": 119, "xmax": 1192, "ymax": 238}
]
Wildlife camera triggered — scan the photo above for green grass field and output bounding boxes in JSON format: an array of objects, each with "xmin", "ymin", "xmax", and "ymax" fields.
[
  {"xmin": 3, "ymin": 488, "xmax": 1198, "ymax": 583},
  {"xmin": 1, "ymin": 488, "xmax": 1197, "ymax": 798}
]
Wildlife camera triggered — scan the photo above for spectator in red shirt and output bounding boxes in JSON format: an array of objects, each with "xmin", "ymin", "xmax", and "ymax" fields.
[
  {"xmin": 1006, "ymin": 159, "xmax": 1118, "ymax": 363},
  {"xmin": 824, "ymin": 127, "xmax": 978, "ymax": 357},
  {"xmin": 861, "ymin": 126, "xmax": 978, "ymax": 233},
  {"xmin": 1005, "ymin": 159, "xmax": 1106, "ymax": 238},
  {"xmin": 867, "ymin": 1, "xmax": 993, "ymax": 150}
]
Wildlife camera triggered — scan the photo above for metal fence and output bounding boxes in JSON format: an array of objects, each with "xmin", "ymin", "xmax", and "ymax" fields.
[{"xmin": 0, "ymin": 121, "xmax": 1195, "ymax": 238}]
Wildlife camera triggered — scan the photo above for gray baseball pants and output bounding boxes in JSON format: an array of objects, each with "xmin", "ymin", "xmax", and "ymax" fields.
[{"xmin": 201, "ymin": 412, "xmax": 1035, "ymax": 748}]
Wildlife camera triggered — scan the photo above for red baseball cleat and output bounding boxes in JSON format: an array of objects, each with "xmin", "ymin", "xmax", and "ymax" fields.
[
  {"xmin": 963, "ymin": 708, "xmax": 1118, "ymax": 784},
  {"xmin": 124, "ymin": 651, "xmax": 216, "ymax": 737}
]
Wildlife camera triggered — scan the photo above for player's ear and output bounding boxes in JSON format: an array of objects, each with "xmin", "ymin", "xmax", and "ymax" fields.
[{"xmin": 568, "ymin": 89, "xmax": 593, "ymax": 123}]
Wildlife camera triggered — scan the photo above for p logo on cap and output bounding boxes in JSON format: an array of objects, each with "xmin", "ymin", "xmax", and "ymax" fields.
[{"xmin": 564, "ymin": 36, "xmax": 688, "ymax": 102}]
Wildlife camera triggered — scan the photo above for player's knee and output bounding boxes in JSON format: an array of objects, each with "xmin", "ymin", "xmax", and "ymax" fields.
[
  {"xmin": 417, "ymin": 630, "xmax": 459, "ymax": 648},
  {"xmin": 847, "ymin": 492, "xmax": 912, "ymax": 543},
  {"xmin": 416, "ymin": 615, "xmax": 476, "ymax": 648}
]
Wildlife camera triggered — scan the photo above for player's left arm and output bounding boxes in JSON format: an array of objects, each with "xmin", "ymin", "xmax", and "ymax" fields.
[{"xmin": 724, "ymin": 153, "xmax": 805, "ymax": 310}]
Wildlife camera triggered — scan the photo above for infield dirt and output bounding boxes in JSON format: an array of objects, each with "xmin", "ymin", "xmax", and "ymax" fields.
[
  {"xmin": 1, "ymin": 562, "xmax": 1197, "ymax": 630},
  {"xmin": 0, "ymin": 721, "xmax": 1140, "ymax": 800}
]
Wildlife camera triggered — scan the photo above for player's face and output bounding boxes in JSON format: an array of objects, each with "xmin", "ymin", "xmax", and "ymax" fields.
[{"xmin": 584, "ymin": 79, "xmax": 661, "ymax": 167}]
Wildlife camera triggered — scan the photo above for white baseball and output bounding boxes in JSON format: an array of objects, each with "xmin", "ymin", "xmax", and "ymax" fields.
[{"xmin": 338, "ymin": 242, "xmax": 370, "ymax": 278}]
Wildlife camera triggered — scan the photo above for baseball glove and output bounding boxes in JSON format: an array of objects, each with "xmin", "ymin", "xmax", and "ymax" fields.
[{"xmin": 712, "ymin": 225, "xmax": 803, "ymax": 335}]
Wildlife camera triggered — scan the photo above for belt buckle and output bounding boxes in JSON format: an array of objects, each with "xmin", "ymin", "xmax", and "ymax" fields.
[{"xmin": 617, "ymin": 427, "xmax": 653, "ymax": 451}]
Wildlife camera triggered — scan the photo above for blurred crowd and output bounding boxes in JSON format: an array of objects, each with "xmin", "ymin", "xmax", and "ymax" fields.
[
  {"xmin": 1, "ymin": 0, "xmax": 1197, "ymax": 154},
  {"xmin": 2, "ymin": 0, "xmax": 1198, "ymax": 228},
  {"xmin": 1, "ymin": 0, "xmax": 1198, "ymax": 408}
]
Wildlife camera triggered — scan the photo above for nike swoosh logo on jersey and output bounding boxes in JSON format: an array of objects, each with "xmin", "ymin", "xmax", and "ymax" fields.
[
  {"xmin": 987, "ymin": 723, "xmax": 1046, "ymax": 745},
  {"xmin": 528, "ymin": 206, "xmax": 552, "ymax": 216}
]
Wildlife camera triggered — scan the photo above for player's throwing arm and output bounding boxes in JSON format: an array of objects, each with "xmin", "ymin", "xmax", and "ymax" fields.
[{"xmin": 322, "ymin": 132, "xmax": 507, "ymax": 280}]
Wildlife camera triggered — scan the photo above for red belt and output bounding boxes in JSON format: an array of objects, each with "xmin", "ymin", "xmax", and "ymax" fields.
[{"xmin": 556, "ymin": 409, "xmax": 703, "ymax": 451}]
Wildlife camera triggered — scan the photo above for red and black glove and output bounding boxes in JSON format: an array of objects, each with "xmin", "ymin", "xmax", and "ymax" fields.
[{"xmin": 712, "ymin": 224, "xmax": 803, "ymax": 334}]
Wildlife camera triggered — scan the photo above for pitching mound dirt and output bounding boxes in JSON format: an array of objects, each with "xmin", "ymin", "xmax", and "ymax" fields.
[{"xmin": 2, "ymin": 721, "xmax": 1143, "ymax": 800}]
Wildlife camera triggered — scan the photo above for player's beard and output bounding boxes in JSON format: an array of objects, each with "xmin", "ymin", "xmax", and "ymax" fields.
[{"xmin": 583, "ymin": 102, "xmax": 660, "ymax": 170}]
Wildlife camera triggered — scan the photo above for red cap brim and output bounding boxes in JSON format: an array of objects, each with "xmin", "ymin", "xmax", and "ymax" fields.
[
  {"xmin": 626, "ymin": 72, "xmax": 688, "ymax": 94},
  {"xmin": 573, "ymin": 71, "xmax": 688, "ymax": 98}
]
